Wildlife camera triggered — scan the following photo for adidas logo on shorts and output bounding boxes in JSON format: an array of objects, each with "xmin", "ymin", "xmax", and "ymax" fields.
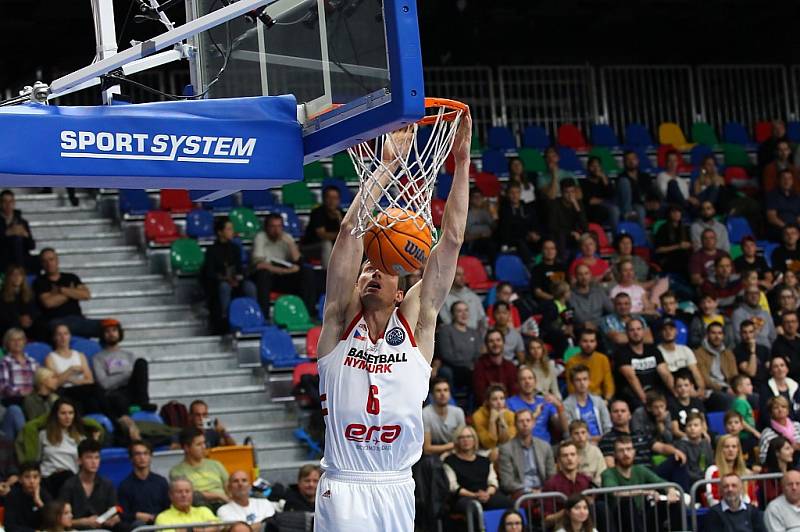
[{"xmin": 322, "ymin": 489, "xmax": 331, "ymax": 499}]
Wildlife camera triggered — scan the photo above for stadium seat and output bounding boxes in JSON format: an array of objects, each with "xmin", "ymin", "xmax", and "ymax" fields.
[
  {"xmin": 303, "ymin": 160, "xmax": 327, "ymax": 183},
  {"xmin": 99, "ymin": 447, "xmax": 132, "ymax": 488},
  {"xmin": 260, "ymin": 326, "xmax": 304, "ymax": 368},
  {"xmin": 305, "ymin": 326, "xmax": 322, "ymax": 358},
  {"xmin": 587, "ymin": 146, "xmax": 619, "ymax": 174},
  {"xmin": 481, "ymin": 149, "xmax": 509, "ymax": 177},
  {"xmin": 274, "ymin": 294, "xmax": 315, "ymax": 333},
  {"xmin": 292, "ymin": 361, "xmax": 319, "ymax": 407},
  {"xmin": 170, "ymin": 238, "xmax": 205, "ymax": 275},
  {"xmin": 25, "ymin": 342, "xmax": 52, "ymax": 365},
  {"xmin": 159, "ymin": 189, "xmax": 193, "ymax": 213},
  {"xmin": 690, "ymin": 122, "xmax": 719, "ymax": 147},
  {"xmin": 726, "ymin": 216, "xmax": 754, "ymax": 244},
  {"xmin": 787, "ymin": 122, "xmax": 800, "ymax": 143},
  {"xmin": 86, "ymin": 413, "xmax": 114, "ymax": 435},
  {"xmin": 656, "ymin": 145, "xmax": 691, "ymax": 172},
  {"xmin": 436, "ymin": 173, "xmax": 453, "ymax": 200},
  {"xmin": 229, "ymin": 297, "xmax": 271, "ymax": 335},
  {"xmin": 457, "ymin": 255, "xmax": 498, "ymax": 291},
  {"xmin": 317, "ymin": 293, "xmax": 325, "ymax": 319},
  {"xmin": 658, "ymin": 122, "xmax": 694, "ymax": 151},
  {"xmin": 754, "ymin": 121, "xmax": 773, "ymax": 144},
  {"xmin": 118, "ymin": 189, "xmax": 151, "ymax": 216},
  {"xmin": 229, "ymin": 206, "xmax": 261, "ymax": 240},
  {"xmin": 730, "ymin": 244, "xmax": 742, "ymax": 260},
  {"xmin": 271, "ymin": 205, "xmax": 303, "ymax": 238},
  {"xmin": 629, "ymin": 147, "xmax": 655, "ymax": 173},
  {"xmin": 616, "ymin": 221, "xmax": 649, "ymax": 248},
  {"xmin": 556, "ymin": 124, "xmax": 588, "ymax": 151},
  {"xmin": 494, "ymin": 254, "xmax": 530, "ymax": 289},
  {"xmin": 556, "ymin": 147, "xmax": 584, "ymax": 173},
  {"xmin": 484, "ymin": 509, "xmax": 526, "ymax": 532},
  {"xmin": 674, "ymin": 319, "xmax": 689, "ymax": 345},
  {"xmin": 522, "ymin": 125, "xmax": 550, "ymax": 150},
  {"xmin": 764, "ymin": 242, "xmax": 781, "ymax": 268},
  {"xmin": 131, "ymin": 411, "xmax": 164, "ymax": 424},
  {"xmin": 70, "ymin": 337, "xmax": 102, "ymax": 363},
  {"xmin": 444, "ymin": 153, "xmax": 478, "ymax": 177},
  {"xmin": 689, "ymin": 144, "xmax": 714, "ymax": 168},
  {"xmin": 185, "ymin": 209, "xmax": 214, "ymax": 239},
  {"xmin": 474, "ymin": 172, "xmax": 501, "ymax": 198},
  {"xmin": 208, "ymin": 445, "xmax": 259, "ymax": 482},
  {"xmin": 470, "ymin": 132, "xmax": 483, "ymax": 154},
  {"xmin": 191, "ymin": 191, "xmax": 236, "ymax": 213},
  {"xmin": 587, "ymin": 223, "xmax": 615, "ymax": 255},
  {"xmin": 722, "ymin": 122, "xmax": 752, "ymax": 146},
  {"xmin": 281, "ymin": 181, "xmax": 316, "ymax": 210},
  {"xmin": 332, "ymin": 152, "xmax": 358, "ymax": 182},
  {"xmin": 706, "ymin": 411, "xmax": 726, "ymax": 435},
  {"xmin": 241, "ymin": 190, "xmax": 276, "ymax": 211},
  {"xmin": 487, "ymin": 126, "xmax": 517, "ymax": 152},
  {"xmin": 517, "ymin": 148, "xmax": 546, "ymax": 174},
  {"xmin": 625, "ymin": 123, "xmax": 655, "ymax": 148},
  {"xmin": 590, "ymin": 124, "xmax": 621, "ymax": 149},
  {"xmin": 321, "ymin": 178, "xmax": 354, "ymax": 208},
  {"xmin": 431, "ymin": 198, "xmax": 445, "ymax": 227},
  {"xmin": 722, "ymin": 143, "xmax": 752, "ymax": 168},
  {"xmin": 144, "ymin": 211, "xmax": 180, "ymax": 245}
]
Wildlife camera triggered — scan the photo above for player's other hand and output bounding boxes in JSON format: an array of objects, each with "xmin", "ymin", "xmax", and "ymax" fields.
[{"xmin": 451, "ymin": 112, "xmax": 472, "ymax": 164}]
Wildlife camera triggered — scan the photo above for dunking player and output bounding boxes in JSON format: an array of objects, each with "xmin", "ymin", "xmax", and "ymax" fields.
[{"xmin": 313, "ymin": 112, "xmax": 472, "ymax": 530}]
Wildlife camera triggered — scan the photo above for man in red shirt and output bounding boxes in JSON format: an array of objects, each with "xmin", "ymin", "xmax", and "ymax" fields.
[
  {"xmin": 542, "ymin": 440, "xmax": 594, "ymax": 524},
  {"xmin": 472, "ymin": 329, "xmax": 518, "ymax": 402}
]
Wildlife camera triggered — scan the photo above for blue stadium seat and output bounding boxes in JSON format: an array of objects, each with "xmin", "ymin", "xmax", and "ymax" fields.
[
  {"xmin": 674, "ymin": 319, "xmax": 689, "ymax": 345},
  {"xmin": 241, "ymin": 190, "xmax": 276, "ymax": 211},
  {"xmin": 322, "ymin": 178, "xmax": 355, "ymax": 209},
  {"xmin": 625, "ymin": 123, "xmax": 655, "ymax": 148},
  {"xmin": 260, "ymin": 326, "xmax": 304, "ymax": 368},
  {"xmin": 317, "ymin": 293, "xmax": 326, "ymax": 319},
  {"xmin": 25, "ymin": 342, "xmax": 52, "ymax": 365},
  {"xmin": 118, "ymin": 189, "xmax": 151, "ymax": 216},
  {"xmin": 131, "ymin": 411, "xmax": 164, "ymax": 424},
  {"xmin": 494, "ymin": 254, "xmax": 530, "ymax": 288},
  {"xmin": 590, "ymin": 124, "xmax": 621, "ymax": 149},
  {"xmin": 85, "ymin": 413, "xmax": 114, "ymax": 434},
  {"xmin": 487, "ymin": 126, "xmax": 517, "ymax": 152},
  {"xmin": 481, "ymin": 149, "xmax": 509, "ymax": 176},
  {"xmin": 616, "ymin": 221, "xmax": 649, "ymax": 248},
  {"xmin": 271, "ymin": 205, "xmax": 303, "ymax": 239},
  {"xmin": 99, "ymin": 447, "xmax": 132, "ymax": 488},
  {"xmin": 689, "ymin": 144, "xmax": 714, "ymax": 168},
  {"xmin": 191, "ymin": 190, "xmax": 236, "ymax": 213},
  {"xmin": 229, "ymin": 297, "xmax": 271, "ymax": 335},
  {"xmin": 436, "ymin": 173, "xmax": 453, "ymax": 200},
  {"xmin": 726, "ymin": 216, "xmax": 754, "ymax": 244},
  {"xmin": 722, "ymin": 122, "xmax": 752, "ymax": 146},
  {"xmin": 788, "ymin": 122, "xmax": 800, "ymax": 143},
  {"xmin": 706, "ymin": 411, "xmax": 726, "ymax": 435},
  {"xmin": 484, "ymin": 509, "xmax": 526, "ymax": 532},
  {"xmin": 556, "ymin": 147, "xmax": 583, "ymax": 173},
  {"xmin": 522, "ymin": 125, "xmax": 550, "ymax": 150},
  {"xmin": 230, "ymin": 237, "xmax": 250, "ymax": 267},
  {"xmin": 629, "ymin": 147, "xmax": 655, "ymax": 172},
  {"xmin": 764, "ymin": 242, "xmax": 781, "ymax": 268},
  {"xmin": 185, "ymin": 209, "xmax": 214, "ymax": 239},
  {"xmin": 70, "ymin": 336, "xmax": 102, "ymax": 363}
]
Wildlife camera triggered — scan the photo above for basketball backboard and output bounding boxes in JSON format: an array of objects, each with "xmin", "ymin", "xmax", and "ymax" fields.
[{"xmin": 189, "ymin": 0, "xmax": 425, "ymax": 163}]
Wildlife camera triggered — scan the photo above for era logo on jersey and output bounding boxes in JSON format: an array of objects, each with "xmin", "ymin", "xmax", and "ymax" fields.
[
  {"xmin": 385, "ymin": 327, "xmax": 406, "ymax": 346},
  {"xmin": 344, "ymin": 423, "xmax": 402, "ymax": 443}
]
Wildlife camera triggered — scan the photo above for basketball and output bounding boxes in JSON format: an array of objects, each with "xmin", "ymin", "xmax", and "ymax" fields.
[{"xmin": 363, "ymin": 208, "xmax": 433, "ymax": 276}]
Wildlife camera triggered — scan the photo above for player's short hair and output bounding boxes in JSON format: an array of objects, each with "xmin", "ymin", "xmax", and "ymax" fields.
[
  {"xmin": 613, "ymin": 292, "xmax": 630, "ymax": 301},
  {"xmin": 265, "ymin": 213, "xmax": 283, "ymax": 225},
  {"xmin": 321, "ymin": 185, "xmax": 340, "ymax": 197},
  {"xmin": 189, "ymin": 399, "xmax": 208, "ymax": 413},
  {"xmin": 783, "ymin": 310, "xmax": 799, "ymax": 322},
  {"xmin": 450, "ymin": 424, "xmax": 479, "ymax": 447},
  {"xmin": 514, "ymin": 408, "xmax": 534, "ymax": 423},
  {"xmin": 0, "ymin": 189, "xmax": 13, "ymax": 199},
  {"xmin": 730, "ymin": 374, "xmax": 750, "ymax": 392},
  {"xmin": 644, "ymin": 390, "xmax": 666, "ymax": 408},
  {"xmin": 706, "ymin": 321, "xmax": 723, "ymax": 333},
  {"xmin": 673, "ymin": 368, "xmax": 696, "ymax": 388},
  {"xmin": 614, "ymin": 434, "xmax": 633, "ymax": 449},
  {"xmin": 560, "ymin": 178, "xmax": 577, "ymax": 192},
  {"xmin": 449, "ymin": 300, "xmax": 468, "ymax": 315},
  {"xmin": 659, "ymin": 290, "xmax": 677, "ymax": 303},
  {"xmin": 493, "ymin": 301, "xmax": 510, "ymax": 313},
  {"xmin": 19, "ymin": 461, "xmax": 40, "ymax": 476},
  {"xmin": 128, "ymin": 439, "xmax": 152, "ymax": 458},
  {"xmin": 724, "ymin": 410, "xmax": 744, "ymax": 424},
  {"xmin": 170, "ymin": 476, "xmax": 193, "ymax": 492},
  {"xmin": 578, "ymin": 328, "xmax": 597, "ymax": 341}
]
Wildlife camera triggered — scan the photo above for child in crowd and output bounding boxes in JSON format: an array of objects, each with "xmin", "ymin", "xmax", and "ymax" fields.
[
  {"xmin": 632, "ymin": 390, "xmax": 673, "ymax": 444},
  {"xmin": 724, "ymin": 411, "xmax": 759, "ymax": 469},
  {"xmin": 668, "ymin": 370, "xmax": 707, "ymax": 440},
  {"xmin": 730, "ymin": 375, "xmax": 761, "ymax": 441},
  {"xmin": 676, "ymin": 412, "xmax": 714, "ymax": 485}
]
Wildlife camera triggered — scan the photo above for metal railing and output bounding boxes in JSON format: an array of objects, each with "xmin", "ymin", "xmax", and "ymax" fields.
[
  {"xmin": 464, "ymin": 498, "xmax": 485, "ymax": 532},
  {"xmin": 583, "ymin": 481, "xmax": 687, "ymax": 532},
  {"xmin": 424, "ymin": 66, "xmax": 498, "ymax": 142},
  {"xmin": 514, "ymin": 491, "xmax": 568, "ymax": 531},
  {"xmin": 133, "ymin": 520, "xmax": 243, "ymax": 532},
  {"xmin": 790, "ymin": 65, "xmax": 800, "ymax": 120},
  {"xmin": 689, "ymin": 472, "xmax": 783, "ymax": 531}
]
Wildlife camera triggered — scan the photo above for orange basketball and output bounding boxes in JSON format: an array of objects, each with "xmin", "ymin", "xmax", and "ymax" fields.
[{"xmin": 363, "ymin": 208, "xmax": 433, "ymax": 276}]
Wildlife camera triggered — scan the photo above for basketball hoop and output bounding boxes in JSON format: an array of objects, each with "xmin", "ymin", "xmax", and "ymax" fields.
[{"xmin": 348, "ymin": 97, "xmax": 469, "ymax": 241}]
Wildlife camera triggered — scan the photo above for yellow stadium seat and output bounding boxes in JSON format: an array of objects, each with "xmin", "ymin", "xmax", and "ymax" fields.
[
  {"xmin": 658, "ymin": 122, "xmax": 695, "ymax": 151},
  {"xmin": 208, "ymin": 444, "xmax": 259, "ymax": 483}
]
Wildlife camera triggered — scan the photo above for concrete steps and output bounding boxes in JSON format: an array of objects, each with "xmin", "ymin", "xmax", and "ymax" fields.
[
  {"xmin": 123, "ymin": 319, "xmax": 208, "ymax": 340},
  {"xmin": 147, "ymin": 352, "xmax": 237, "ymax": 374},
  {"xmin": 208, "ymin": 404, "xmax": 295, "ymax": 426},
  {"xmin": 83, "ymin": 275, "xmax": 170, "ymax": 294},
  {"xmin": 150, "ymin": 384, "xmax": 268, "ymax": 410},
  {"xmin": 122, "ymin": 335, "xmax": 226, "ymax": 357},
  {"xmin": 29, "ymin": 219, "xmax": 116, "ymax": 239},
  {"xmin": 150, "ymin": 369, "xmax": 258, "ymax": 393},
  {"xmin": 227, "ymin": 421, "xmax": 299, "ymax": 444},
  {"xmin": 261, "ymin": 460, "xmax": 320, "ymax": 486},
  {"xmin": 39, "ymin": 232, "xmax": 126, "ymax": 250},
  {"xmin": 25, "ymin": 205, "xmax": 105, "ymax": 222},
  {"xmin": 14, "ymin": 192, "xmax": 96, "ymax": 210},
  {"xmin": 63, "ymin": 259, "xmax": 151, "ymax": 277},
  {"xmin": 55, "ymin": 245, "xmax": 141, "ymax": 263},
  {"xmin": 85, "ymin": 304, "xmax": 196, "ymax": 325},
  {"xmin": 86, "ymin": 290, "xmax": 177, "ymax": 310}
]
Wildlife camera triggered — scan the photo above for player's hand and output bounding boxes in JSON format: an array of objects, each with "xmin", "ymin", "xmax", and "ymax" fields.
[
  {"xmin": 382, "ymin": 126, "xmax": 415, "ymax": 166},
  {"xmin": 451, "ymin": 112, "xmax": 472, "ymax": 164}
]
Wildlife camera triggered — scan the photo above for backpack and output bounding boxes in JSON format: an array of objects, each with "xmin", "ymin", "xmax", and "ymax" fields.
[{"xmin": 159, "ymin": 400, "xmax": 189, "ymax": 428}]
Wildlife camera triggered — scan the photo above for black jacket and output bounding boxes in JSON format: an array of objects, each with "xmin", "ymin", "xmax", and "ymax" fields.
[
  {"xmin": 705, "ymin": 502, "xmax": 765, "ymax": 532},
  {"xmin": 5, "ymin": 483, "xmax": 52, "ymax": 532}
]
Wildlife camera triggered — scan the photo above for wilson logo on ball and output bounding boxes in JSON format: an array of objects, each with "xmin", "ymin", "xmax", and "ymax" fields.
[{"xmin": 404, "ymin": 240, "xmax": 427, "ymax": 263}]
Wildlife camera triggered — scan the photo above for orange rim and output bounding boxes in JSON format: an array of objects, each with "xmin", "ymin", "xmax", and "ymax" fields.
[{"xmin": 418, "ymin": 97, "xmax": 469, "ymax": 126}]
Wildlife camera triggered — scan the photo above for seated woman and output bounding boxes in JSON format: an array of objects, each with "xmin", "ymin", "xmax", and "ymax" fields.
[
  {"xmin": 704, "ymin": 434, "xmax": 757, "ymax": 506},
  {"xmin": 653, "ymin": 205, "xmax": 693, "ymax": 286},
  {"xmin": 38, "ymin": 398, "xmax": 86, "ymax": 495},
  {"xmin": 508, "ymin": 157, "xmax": 536, "ymax": 205},
  {"xmin": 567, "ymin": 234, "xmax": 611, "ymax": 283},
  {"xmin": 692, "ymin": 156, "xmax": 725, "ymax": 207},
  {"xmin": 472, "ymin": 384, "xmax": 516, "ymax": 462},
  {"xmin": 23, "ymin": 367, "xmax": 59, "ymax": 420},
  {"xmin": 769, "ymin": 270, "xmax": 800, "ymax": 311},
  {"xmin": 443, "ymin": 424, "xmax": 512, "ymax": 524},
  {"xmin": 610, "ymin": 233, "xmax": 650, "ymax": 282},
  {"xmin": 761, "ymin": 435, "xmax": 796, "ymax": 504},
  {"xmin": 519, "ymin": 338, "xmax": 561, "ymax": 401},
  {"xmin": 0, "ymin": 327, "xmax": 38, "ymax": 438},
  {"xmin": 0, "ymin": 264, "xmax": 38, "ymax": 339},
  {"xmin": 758, "ymin": 354, "xmax": 800, "ymax": 427},
  {"xmin": 759, "ymin": 395, "xmax": 800, "ymax": 464},
  {"xmin": 44, "ymin": 323, "xmax": 104, "ymax": 415},
  {"xmin": 554, "ymin": 493, "xmax": 597, "ymax": 532},
  {"xmin": 608, "ymin": 259, "xmax": 663, "ymax": 317}
]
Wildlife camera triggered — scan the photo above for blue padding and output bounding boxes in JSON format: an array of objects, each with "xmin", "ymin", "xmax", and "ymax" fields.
[
  {"xmin": 788, "ymin": 122, "xmax": 800, "ymax": 143},
  {"xmin": 726, "ymin": 216, "xmax": 754, "ymax": 244},
  {"xmin": 86, "ymin": 413, "xmax": 114, "ymax": 434},
  {"xmin": 616, "ymin": 221, "xmax": 649, "ymax": 248},
  {"xmin": 556, "ymin": 147, "xmax": 583, "ymax": 173},
  {"xmin": 706, "ymin": 411, "xmax": 726, "ymax": 435},
  {"xmin": 70, "ymin": 336, "xmax": 102, "ymax": 361},
  {"xmin": 481, "ymin": 149, "xmax": 509, "ymax": 176},
  {"xmin": 436, "ymin": 173, "xmax": 453, "ymax": 200},
  {"xmin": 260, "ymin": 326, "xmax": 303, "ymax": 367},
  {"xmin": 229, "ymin": 297, "xmax": 269, "ymax": 334},
  {"xmin": 0, "ymin": 96, "xmax": 303, "ymax": 189},
  {"xmin": 689, "ymin": 144, "xmax": 714, "ymax": 167}
]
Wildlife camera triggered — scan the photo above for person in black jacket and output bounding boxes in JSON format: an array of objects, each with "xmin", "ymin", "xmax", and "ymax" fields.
[
  {"xmin": 0, "ymin": 190, "xmax": 36, "ymax": 272},
  {"xmin": 705, "ymin": 472, "xmax": 766, "ymax": 532},
  {"xmin": 497, "ymin": 182, "xmax": 540, "ymax": 266},
  {"xmin": 0, "ymin": 264, "xmax": 39, "ymax": 338},
  {"xmin": 202, "ymin": 217, "xmax": 256, "ymax": 334},
  {"xmin": 282, "ymin": 464, "xmax": 320, "ymax": 512},
  {"xmin": 5, "ymin": 462, "xmax": 52, "ymax": 532}
]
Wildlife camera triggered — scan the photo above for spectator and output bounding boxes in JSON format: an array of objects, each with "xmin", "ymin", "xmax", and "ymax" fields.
[
  {"xmin": 567, "ymin": 233, "xmax": 611, "ymax": 283},
  {"xmin": 45, "ymin": 323, "xmax": 103, "ymax": 415},
  {"xmin": 730, "ymin": 375, "xmax": 761, "ymax": 441},
  {"xmin": 40, "ymin": 500, "xmax": 74, "ymax": 532},
  {"xmin": 569, "ymin": 419, "xmax": 607, "ymax": 486},
  {"xmin": 618, "ymin": 150, "xmax": 654, "ymax": 218},
  {"xmin": 554, "ymin": 493, "xmax": 596, "ymax": 532},
  {"xmin": 496, "ymin": 409, "xmax": 556, "ymax": 500},
  {"xmin": 440, "ymin": 266, "xmax": 487, "ymax": 331},
  {"xmin": 657, "ymin": 151, "xmax": 692, "ymax": 209},
  {"xmin": 539, "ymin": 281, "xmax": 575, "ymax": 357},
  {"xmin": 706, "ymin": 472, "xmax": 766, "ymax": 532},
  {"xmin": 763, "ymin": 139, "xmax": 799, "ymax": 193},
  {"xmin": 506, "ymin": 366, "xmax": 562, "ymax": 443},
  {"xmin": 0, "ymin": 328, "xmax": 37, "ymax": 436},
  {"xmin": 600, "ymin": 293, "xmax": 653, "ymax": 353},
  {"xmin": 771, "ymin": 224, "xmax": 800, "ymax": 275},
  {"xmin": 692, "ymin": 157, "xmax": 725, "ymax": 207},
  {"xmin": 23, "ymin": 367, "xmax": 58, "ymax": 421},
  {"xmin": 581, "ymin": 156, "xmax": 617, "ymax": 228},
  {"xmin": 537, "ymin": 147, "xmax": 575, "ymax": 200},
  {"xmin": 169, "ymin": 427, "xmax": 229, "ymax": 508},
  {"xmin": 202, "ymin": 218, "xmax": 257, "ymax": 333},
  {"xmin": 610, "ymin": 233, "xmax": 650, "ymax": 282},
  {"xmin": 57, "ymin": 438, "xmax": 125, "ymax": 532},
  {"xmin": 118, "ymin": 440, "xmax": 169, "ymax": 527},
  {"xmin": 653, "ymin": 204, "xmax": 693, "ymax": 281},
  {"xmin": 217, "ymin": 470, "xmax": 275, "ymax": 530},
  {"xmin": 38, "ymin": 397, "xmax": 85, "ymax": 495},
  {"xmin": 774, "ymin": 311, "xmax": 800, "ymax": 378},
  {"xmin": 759, "ymin": 395, "xmax": 800, "ymax": 464},
  {"xmin": 706, "ymin": 435, "xmax": 758, "ymax": 507},
  {"xmin": 758, "ymin": 120, "xmax": 789, "ymax": 171},
  {"xmin": 283, "ymin": 464, "xmax": 320, "ymax": 512},
  {"xmin": 773, "ymin": 291, "xmax": 799, "ymax": 332},
  {"xmin": 187, "ymin": 400, "xmax": 235, "ymax": 448},
  {"xmin": 547, "ymin": 179, "xmax": 588, "ymax": 263},
  {"xmin": 434, "ymin": 302, "xmax": 481, "ymax": 391},
  {"xmin": 542, "ymin": 441, "xmax": 594, "ymax": 526},
  {"xmin": 491, "ymin": 302, "xmax": 525, "ymax": 363},
  {"xmin": 689, "ymin": 293, "xmax": 736, "ymax": 348},
  {"xmin": 766, "ymin": 170, "xmax": 800, "ymax": 241},
  {"xmin": 520, "ymin": 338, "xmax": 561, "ymax": 399},
  {"xmin": 487, "ymin": 283, "xmax": 523, "ymax": 329},
  {"xmin": 508, "ymin": 158, "xmax": 536, "ymax": 204},
  {"xmin": 472, "ymin": 384, "xmax": 516, "ymax": 460},
  {"xmin": 0, "ymin": 189, "xmax": 36, "ymax": 272},
  {"xmin": 765, "ymin": 469, "xmax": 800, "ymax": 532},
  {"xmin": 689, "ymin": 229, "xmax": 731, "ymax": 288},
  {"xmin": 759, "ymin": 354, "xmax": 800, "ymax": 426},
  {"xmin": 497, "ymin": 182, "xmax": 541, "ymax": 265},
  {"xmin": 701, "ymin": 256, "xmax": 742, "ymax": 316},
  {"xmin": 93, "ymin": 319, "xmax": 154, "ymax": 417},
  {"xmin": 667, "ymin": 371, "xmax": 707, "ymax": 438},
  {"xmin": 770, "ymin": 270, "xmax": 800, "ymax": 316},
  {"xmin": 301, "ymin": 185, "xmax": 342, "ymax": 269},
  {"xmin": 443, "ymin": 424, "xmax": 512, "ymax": 519},
  {"xmin": 564, "ymin": 329, "xmax": 614, "ymax": 400},
  {"xmin": 735, "ymin": 237, "xmax": 774, "ymax": 289},
  {"xmin": 608, "ymin": 259, "xmax": 660, "ymax": 317},
  {"xmin": 694, "ymin": 322, "xmax": 738, "ymax": 397},
  {"xmin": 4, "ymin": 461, "xmax": 51, "ymax": 532},
  {"xmin": 422, "ymin": 378, "xmax": 465, "ymax": 457},
  {"xmin": 632, "ymin": 390, "xmax": 673, "ymax": 445},
  {"xmin": 155, "ymin": 477, "xmax": 220, "ymax": 529},
  {"xmin": 732, "ymin": 286, "xmax": 777, "ymax": 347},
  {"xmin": 651, "ymin": 291, "xmax": 693, "ymax": 343},
  {"xmin": 33, "ymin": 248, "xmax": 101, "ymax": 339},
  {"xmin": 658, "ymin": 319, "xmax": 706, "ymax": 393},
  {"xmin": 762, "ymin": 436, "xmax": 796, "ymax": 503},
  {"xmin": 496, "ymin": 509, "xmax": 525, "ymax": 532},
  {"xmin": 725, "ymin": 410, "xmax": 759, "ymax": 468},
  {"xmin": 675, "ymin": 412, "xmax": 714, "ymax": 486},
  {"xmin": 472, "ymin": 329, "xmax": 518, "ymax": 402},
  {"xmin": 569, "ymin": 263, "xmax": 613, "ymax": 330},
  {"xmin": 463, "ymin": 188, "xmax": 498, "ymax": 260},
  {"xmin": 614, "ymin": 318, "xmax": 671, "ymax": 410},
  {"xmin": 562, "ymin": 364, "xmax": 611, "ymax": 442},
  {"xmin": 0, "ymin": 264, "xmax": 38, "ymax": 338},
  {"xmin": 530, "ymin": 239, "xmax": 567, "ymax": 302}
]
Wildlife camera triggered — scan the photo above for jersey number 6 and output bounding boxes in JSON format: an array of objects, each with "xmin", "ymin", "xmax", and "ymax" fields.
[{"xmin": 366, "ymin": 385, "xmax": 380, "ymax": 415}]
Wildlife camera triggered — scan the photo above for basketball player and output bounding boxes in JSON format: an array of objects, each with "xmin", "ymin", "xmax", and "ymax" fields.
[{"xmin": 314, "ymin": 112, "xmax": 472, "ymax": 531}]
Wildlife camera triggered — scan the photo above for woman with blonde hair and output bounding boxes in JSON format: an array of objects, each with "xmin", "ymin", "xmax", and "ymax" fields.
[
  {"xmin": 520, "ymin": 338, "xmax": 561, "ymax": 400},
  {"xmin": 23, "ymin": 366, "xmax": 59, "ymax": 420},
  {"xmin": 759, "ymin": 395, "xmax": 800, "ymax": 463},
  {"xmin": 704, "ymin": 434, "xmax": 757, "ymax": 506},
  {"xmin": 472, "ymin": 384, "xmax": 516, "ymax": 462}
]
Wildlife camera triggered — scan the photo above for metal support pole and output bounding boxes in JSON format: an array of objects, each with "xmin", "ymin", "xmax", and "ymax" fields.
[{"xmin": 91, "ymin": 0, "xmax": 121, "ymax": 104}]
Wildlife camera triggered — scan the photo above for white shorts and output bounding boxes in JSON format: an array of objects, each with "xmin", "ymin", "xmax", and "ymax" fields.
[{"xmin": 314, "ymin": 469, "xmax": 415, "ymax": 532}]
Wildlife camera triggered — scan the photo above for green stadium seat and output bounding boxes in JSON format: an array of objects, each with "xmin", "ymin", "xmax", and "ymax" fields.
[
  {"xmin": 588, "ymin": 146, "xmax": 620, "ymax": 174},
  {"xmin": 722, "ymin": 143, "xmax": 752, "ymax": 168},
  {"xmin": 470, "ymin": 132, "xmax": 483, "ymax": 155},
  {"xmin": 517, "ymin": 148, "xmax": 546, "ymax": 174},
  {"xmin": 303, "ymin": 161, "xmax": 326, "ymax": 183},
  {"xmin": 274, "ymin": 294, "xmax": 315, "ymax": 333},
  {"xmin": 229, "ymin": 207, "xmax": 261, "ymax": 239},
  {"xmin": 691, "ymin": 122, "xmax": 719, "ymax": 147},
  {"xmin": 281, "ymin": 182, "xmax": 317, "ymax": 210},
  {"xmin": 332, "ymin": 152, "xmax": 359, "ymax": 182},
  {"xmin": 170, "ymin": 238, "xmax": 204, "ymax": 275}
]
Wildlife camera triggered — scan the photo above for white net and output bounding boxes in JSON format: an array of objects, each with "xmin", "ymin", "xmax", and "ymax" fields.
[{"xmin": 347, "ymin": 100, "xmax": 466, "ymax": 241}]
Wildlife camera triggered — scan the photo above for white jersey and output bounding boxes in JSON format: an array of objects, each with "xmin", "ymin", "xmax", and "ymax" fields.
[{"xmin": 318, "ymin": 308, "xmax": 431, "ymax": 474}]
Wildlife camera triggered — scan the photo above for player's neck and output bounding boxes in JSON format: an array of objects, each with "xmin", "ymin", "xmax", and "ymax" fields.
[{"xmin": 362, "ymin": 305, "xmax": 395, "ymax": 339}]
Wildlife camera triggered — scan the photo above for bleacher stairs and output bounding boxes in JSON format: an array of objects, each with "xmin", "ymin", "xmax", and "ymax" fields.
[{"xmin": 15, "ymin": 190, "xmax": 313, "ymax": 485}]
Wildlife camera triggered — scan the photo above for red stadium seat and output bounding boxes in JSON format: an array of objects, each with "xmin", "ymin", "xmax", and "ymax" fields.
[
  {"xmin": 656, "ymin": 145, "xmax": 692, "ymax": 172},
  {"xmin": 755, "ymin": 121, "xmax": 772, "ymax": 144},
  {"xmin": 305, "ymin": 325, "xmax": 322, "ymax": 358},
  {"xmin": 444, "ymin": 153, "xmax": 477, "ymax": 177},
  {"xmin": 159, "ymin": 189, "xmax": 193, "ymax": 213},
  {"xmin": 292, "ymin": 361, "xmax": 319, "ymax": 408},
  {"xmin": 556, "ymin": 124, "xmax": 588, "ymax": 151},
  {"xmin": 724, "ymin": 166, "xmax": 749, "ymax": 184},
  {"xmin": 431, "ymin": 198, "xmax": 445, "ymax": 228},
  {"xmin": 457, "ymin": 255, "xmax": 498, "ymax": 291},
  {"xmin": 474, "ymin": 172, "xmax": 501, "ymax": 198},
  {"xmin": 587, "ymin": 223, "xmax": 614, "ymax": 256},
  {"xmin": 144, "ymin": 211, "xmax": 180, "ymax": 244}
]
